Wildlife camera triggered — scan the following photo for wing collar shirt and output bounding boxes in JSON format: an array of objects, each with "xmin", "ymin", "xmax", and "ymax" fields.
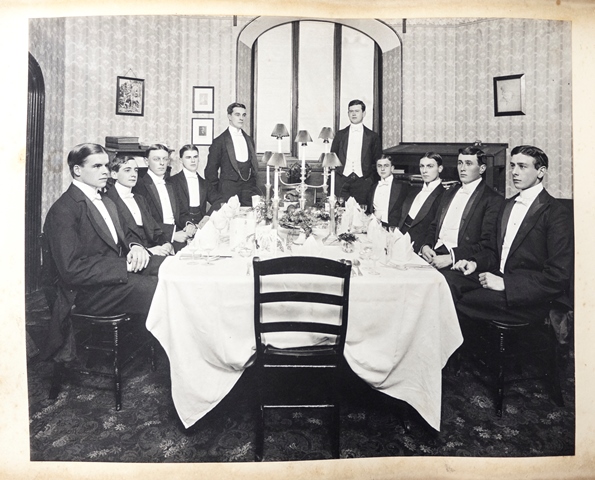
[
  {"xmin": 408, "ymin": 177, "xmax": 442, "ymax": 220},
  {"xmin": 147, "ymin": 169, "xmax": 175, "ymax": 225},
  {"xmin": 182, "ymin": 168, "xmax": 201, "ymax": 207},
  {"xmin": 115, "ymin": 182, "xmax": 143, "ymax": 226},
  {"xmin": 343, "ymin": 124, "xmax": 364, "ymax": 177},
  {"xmin": 499, "ymin": 182, "xmax": 544, "ymax": 273},
  {"xmin": 72, "ymin": 179, "xmax": 119, "ymax": 244},
  {"xmin": 228, "ymin": 126, "xmax": 249, "ymax": 163},
  {"xmin": 436, "ymin": 177, "xmax": 482, "ymax": 254},
  {"xmin": 373, "ymin": 177, "xmax": 393, "ymax": 223}
]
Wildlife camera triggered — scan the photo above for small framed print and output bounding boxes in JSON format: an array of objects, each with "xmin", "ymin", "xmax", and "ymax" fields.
[
  {"xmin": 191, "ymin": 118, "xmax": 214, "ymax": 146},
  {"xmin": 192, "ymin": 86, "xmax": 215, "ymax": 113},
  {"xmin": 116, "ymin": 76, "xmax": 145, "ymax": 116},
  {"xmin": 493, "ymin": 74, "xmax": 526, "ymax": 116}
]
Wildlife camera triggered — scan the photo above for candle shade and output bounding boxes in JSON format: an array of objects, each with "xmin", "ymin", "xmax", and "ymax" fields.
[
  {"xmin": 271, "ymin": 124, "xmax": 289, "ymax": 138},
  {"xmin": 318, "ymin": 127, "xmax": 335, "ymax": 141},
  {"xmin": 262, "ymin": 151, "xmax": 273, "ymax": 165},
  {"xmin": 321, "ymin": 152, "xmax": 342, "ymax": 169},
  {"xmin": 267, "ymin": 152, "xmax": 287, "ymax": 168},
  {"xmin": 294, "ymin": 130, "xmax": 313, "ymax": 144}
]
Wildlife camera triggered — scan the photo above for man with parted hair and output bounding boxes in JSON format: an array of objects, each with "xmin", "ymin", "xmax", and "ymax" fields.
[
  {"xmin": 443, "ymin": 145, "xmax": 573, "ymax": 324},
  {"xmin": 331, "ymin": 99, "xmax": 383, "ymax": 205},
  {"xmin": 168, "ymin": 144, "xmax": 221, "ymax": 228},
  {"xmin": 42, "ymin": 143, "xmax": 164, "ymax": 360},
  {"xmin": 366, "ymin": 155, "xmax": 409, "ymax": 229},
  {"xmin": 420, "ymin": 145, "xmax": 503, "ymax": 269},
  {"xmin": 398, "ymin": 152, "xmax": 446, "ymax": 249},
  {"xmin": 205, "ymin": 102, "xmax": 261, "ymax": 206}
]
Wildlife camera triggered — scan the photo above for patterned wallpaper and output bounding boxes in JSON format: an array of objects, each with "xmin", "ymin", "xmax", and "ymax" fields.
[
  {"xmin": 29, "ymin": 15, "xmax": 572, "ymax": 222},
  {"xmin": 389, "ymin": 18, "xmax": 572, "ymax": 198}
]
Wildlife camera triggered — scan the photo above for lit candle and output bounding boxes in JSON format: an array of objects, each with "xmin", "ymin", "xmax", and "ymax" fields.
[
  {"xmin": 266, "ymin": 165, "xmax": 270, "ymax": 186},
  {"xmin": 274, "ymin": 167, "xmax": 279, "ymax": 199},
  {"xmin": 330, "ymin": 168, "xmax": 336, "ymax": 199},
  {"xmin": 323, "ymin": 166, "xmax": 328, "ymax": 190},
  {"xmin": 277, "ymin": 137, "xmax": 282, "ymax": 153},
  {"xmin": 300, "ymin": 144, "xmax": 306, "ymax": 180}
]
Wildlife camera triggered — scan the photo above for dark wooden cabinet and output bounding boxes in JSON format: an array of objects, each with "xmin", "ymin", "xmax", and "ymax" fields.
[{"xmin": 383, "ymin": 142, "xmax": 508, "ymax": 193}]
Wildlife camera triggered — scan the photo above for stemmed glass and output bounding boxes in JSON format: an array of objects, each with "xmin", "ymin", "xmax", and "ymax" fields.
[
  {"xmin": 186, "ymin": 242, "xmax": 201, "ymax": 265},
  {"xmin": 198, "ymin": 232, "xmax": 218, "ymax": 266},
  {"xmin": 237, "ymin": 237, "xmax": 254, "ymax": 276},
  {"xmin": 211, "ymin": 214, "xmax": 228, "ymax": 242},
  {"xmin": 359, "ymin": 246, "xmax": 378, "ymax": 275}
]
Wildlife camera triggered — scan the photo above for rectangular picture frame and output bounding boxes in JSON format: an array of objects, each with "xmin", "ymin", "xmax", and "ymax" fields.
[
  {"xmin": 493, "ymin": 74, "xmax": 525, "ymax": 116},
  {"xmin": 192, "ymin": 86, "xmax": 215, "ymax": 113},
  {"xmin": 191, "ymin": 118, "xmax": 214, "ymax": 146},
  {"xmin": 116, "ymin": 76, "xmax": 145, "ymax": 116}
]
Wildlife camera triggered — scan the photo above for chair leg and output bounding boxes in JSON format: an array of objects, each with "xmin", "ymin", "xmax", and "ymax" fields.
[
  {"xmin": 255, "ymin": 405, "xmax": 264, "ymax": 462},
  {"xmin": 496, "ymin": 331, "xmax": 505, "ymax": 417},
  {"xmin": 48, "ymin": 361, "xmax": 64, "ymax": 400},
  {"xmin": 113, "ymin": 324, "xmax": 122, "ymax": 411}
]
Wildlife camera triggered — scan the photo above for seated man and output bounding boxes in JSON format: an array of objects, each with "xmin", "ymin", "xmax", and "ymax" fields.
[
  {"xmin": 366, "ymin": 156, "xmax": 408, "ymax": 229},
  {"xmin": 420, "ymin": 145, "xmax": 503, "ymax": 269},
  {"xmin": 444, "ymin": 145, "xmax": 573, "ymax": 325},
  {"xmin": 398, "ymin": 152, "xmax": 445, "ymax": 249},
  {"xmin": 42, "ymin": 143, "xmax": 165, "ymax": 360},
  {"xmin": 132, "ymin": 143, "xmax": 195, "ymax": 243},
  {"xmin": 105, "ymin": 155, "xmax": 182, "ymax": 255},
  {"xmin": 168, "ymin": 144, "xmax": 222, "ymax": 228}
]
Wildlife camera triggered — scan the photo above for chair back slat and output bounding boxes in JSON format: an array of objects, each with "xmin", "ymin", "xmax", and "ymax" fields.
[{"xmin": 253, "ymin": 256, "xmax": 351, "ymax": 361}]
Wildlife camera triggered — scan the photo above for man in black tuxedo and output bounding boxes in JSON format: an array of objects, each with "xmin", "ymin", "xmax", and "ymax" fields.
[
  {"xmin": 205, "ymin": 102, "xmax": 261, "ymax": 206},
  {"xmin": 132, "ymin": 144, "xmax": 195, "ymax": 242},
  {"xmin": 331, "ymin": 99, "xmax": 383, "ymax": 205},
  {"xmin": 398, "ymin": 152, "xmax": 446, "ymax": 249},
  {"xmin": 444, "ymin": 145, "xmax": 573, "ymax": 324},
  {"xmin": 366, "ymin": 156, "xmax": 408, "ymax": 228},
  {"xmin": 420, "ymin": 146, "xmax": 503, "ymax": 270},
  {"xmin": 168, "ymin": 144, "xmax": 221, "ymax": 227},
  {"xmin": 42, "ymin": 143, "xmax": 164, "ymax": 359},
  {"xmin": 105, "ymin": 155, "xmax": 173, "ymax": 255}
]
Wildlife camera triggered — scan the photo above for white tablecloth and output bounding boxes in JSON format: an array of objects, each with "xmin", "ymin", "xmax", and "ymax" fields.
[{"xmin": 146, "ymin": 244, "xmax": 462, "ymax": 431}]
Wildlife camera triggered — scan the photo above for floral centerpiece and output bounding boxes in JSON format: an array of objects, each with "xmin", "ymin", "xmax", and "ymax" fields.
[
  {"xmin": 338, "ymin": 232, "xmax": 357, "ymax": 253},
  {"xmin": 254, "ymin": 199, "xmax": 273, "ymax": 225},
  {"xmin": 279, "ymin": 205, "xmax": 314, "ymax": 238},
  {"xmin": 285, "ymin": 162, "xmax": 312, "ymax": 184}
]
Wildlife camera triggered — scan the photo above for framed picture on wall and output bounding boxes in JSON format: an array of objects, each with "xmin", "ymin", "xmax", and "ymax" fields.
[
  {"xmin": 116, "ymin": 76, "xmax": 145, "ymax": 116},
  {"xmin": 193, "ymin": 86, "xmax": 215, "ymax": 113},
  {"xmin": 191, "ymin": 118, "xmax": 214, "ymax": 146},
  {"xmin": 493, "ymin": 74, "xmax": 525, "ymax": 116}
]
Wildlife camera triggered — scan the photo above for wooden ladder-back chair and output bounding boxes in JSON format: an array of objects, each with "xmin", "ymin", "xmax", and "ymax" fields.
[
  {"xmin": 252, "ymin": 256, "xmax": 352, "ymax": 461},
  {"xmin": 40, "ymin": 233, "xmax": 155, "ymax": 411}
]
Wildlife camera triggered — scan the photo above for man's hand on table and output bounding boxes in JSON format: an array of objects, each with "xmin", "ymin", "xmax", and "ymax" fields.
[{"xmin": 127, "ymin": 245, "xmax": 150, "ymax": 272}]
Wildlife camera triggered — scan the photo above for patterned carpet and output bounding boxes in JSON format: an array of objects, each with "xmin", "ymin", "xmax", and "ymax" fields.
[{"xmin": 26, "ymin": 292, "xmax": 575, "ymax": 462}]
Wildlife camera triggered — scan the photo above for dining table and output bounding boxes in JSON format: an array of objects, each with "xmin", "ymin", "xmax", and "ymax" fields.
[{"xmin": 145, "ymin": 222, "xmax": 463, "ymax": 432}]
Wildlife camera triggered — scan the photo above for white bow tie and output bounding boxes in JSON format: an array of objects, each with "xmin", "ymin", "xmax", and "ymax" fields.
[
  {"xmin": 154, "ymin": 179, "xmax": 166, "ymax": 186},
  {"xmin": 120, "ymin": 192, "xmax": 134, "ymax": 200},
  {"xmin": 351, "ymin": 126, "xmax": 363, "ymax": 133},
  {"xmin": 93, "ymin": 193, "xmax": 102, "ymax": 201},
  {"xmin": 515, "ymin": 195, "xmax": 531, "ymax": 207},
  {"xmin": 378, "ymin": 179, "xmax": 391, "ymax": 187}
]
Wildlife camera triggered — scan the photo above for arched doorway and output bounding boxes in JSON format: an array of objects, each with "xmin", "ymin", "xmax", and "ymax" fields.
[{"xmin": 26, "ymin": 53, "xmax": 45, "ymax": 294}]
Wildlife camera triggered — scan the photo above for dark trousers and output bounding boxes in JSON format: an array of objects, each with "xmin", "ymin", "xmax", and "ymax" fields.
[
  {"xmin": 336, "ymin": 173, "xmax": 373, "ymax": 205},
  {"xmin": 442, "ymin": 269, "xmax": 550, "ymax": 326},
  {"xmin": 219, "ymin": 177, "xmax": 261, "ymax": 207}
]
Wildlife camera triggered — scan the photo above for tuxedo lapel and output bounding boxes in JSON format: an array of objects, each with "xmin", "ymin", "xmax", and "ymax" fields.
[
  {"xmin": 243, "ymin": 130, "xmax": 259, "ymax": 172},
  {"xmin": 143, "ymin": 175, "xmax": 163, "ymax": 220},
  {"xmin": 411, "ymin": 185, "xmax": 444, "ymax": 228},
  {"xmin": 361, "ymin": 128, "xmax": 371, "ymax": 165},
  {"xmin": 436, "ymin": 185, "xmax": 459, "ymax": 235},
  {"xmin": 103, "ymin": 196, "xmax": 127, "ymax": 246},
  {"xmin": 198, "ymin": 174, "xmax": 207, "ymax": 207},
  {"xmin": 388, "ymin": 178, "xmax": 402, "ymax": 213},
  {"xmin": 166, "ymin": 183, "xmax": 179, "ymax": 219},
  {"xmin": 458, "ymin": 182, "xmax": 484, "ymax": 243},
  {"xmin": 79, "ymin": 193, "xmax": 120, "ymax": 253},
  {"xmin": 507, "ymin": 190, "xmax": 550, "ymax": 260},
  {"xmin": 224, "ymin": 130, "xmax": 241, "ymax": 175},
  {"xmin": 498, "ymin": 198, "xmax": 515, "ymax": 259},
  {"xmin": 399, "ymin": 188, "xmax": 416, "ymax": 229}
]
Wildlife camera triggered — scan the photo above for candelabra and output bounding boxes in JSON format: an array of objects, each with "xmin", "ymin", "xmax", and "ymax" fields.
[{"xmin": 267, "ymin": 152, "xmax": 287, "ymax": 229}]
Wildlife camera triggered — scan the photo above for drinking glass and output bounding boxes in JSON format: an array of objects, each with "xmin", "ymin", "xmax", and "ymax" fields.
[
  {"xmin": 238, "ymin": 239, "xmax": 254, "ymax": 276},
  {"xmin": 199, "ymin": 234, "xmax": 218, "ymax": 266}
]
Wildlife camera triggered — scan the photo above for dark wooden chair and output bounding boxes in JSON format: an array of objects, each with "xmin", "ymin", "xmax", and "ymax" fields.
[
  {"xmin": 252, "ymin": 256, "xmax": 352, "ymax": 461},
  {"xmin": 458, "ymin": 309, "xmax": 566, "ymax": 417},
  {"xmin": 40, "ymin": 233, "xmax": 155, "ymax": 411}
]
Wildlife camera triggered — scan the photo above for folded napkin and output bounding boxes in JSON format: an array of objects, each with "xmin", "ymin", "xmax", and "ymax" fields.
[
  {"xmin": 367, "ymin": 216, "xmax": 389, "ymax": 260},
  {"xmin": 251, "ymin": 195, "xmax": 261, "ymax": 208},
  {"xmin": 345, "ymin": 197, "xmax": 365, "ymax": 229},
  {"xmin": 229, "ymin": 215, "xmax": 256, "ymax": 251},
  {"xmin": 227, "ymin": 195, "xmax": 241, "ymax": 216},
  {"xmin": 191, "ymin": 220, "xmax": 219, "ymax": 253},
  {"xmin": 389, "ymin": 231, "xmax": 415, "ymax": 264},
  {"xmin": 209, "ymin": 209, "xmax": 229, "ymax": 233},
  {"xmin": 219, "ymin": 203, "xmax": 234, "ymax": 220},
  {"xmin": 296, "ymin": 235, "xmax": 322, "ymax": 257}
]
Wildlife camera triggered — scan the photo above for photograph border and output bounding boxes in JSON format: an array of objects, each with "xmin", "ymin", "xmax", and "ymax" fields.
[
  {"xmin": 115, "ymin": 75, "xmax": 145, "ymax": 116},
  {"xmin": 493, "ymin": 73, "xmax": 525, "ymax": 117},
  {"xmin": 192, "ymin": 86, "xmax": 215, "ymax": 113},
  {"xmin": 191, "ymin": 117, "xmax": 214, "ymax": 146}
]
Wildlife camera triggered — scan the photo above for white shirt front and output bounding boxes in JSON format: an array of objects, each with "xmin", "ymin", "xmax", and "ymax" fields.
[
  {"xmin": 343, "ymin": 124, "xmax": 364, "ymax": 177},
  {"xmin": 115, "ymin": 182, "xmax": 143, "ymax": 226},
  {"xmin": 183, "ymin": 168, "xmax": 201, "ymax": 207},
  {"xmin": 436, "ymin": 177, "xmax": 482, "ymax": 252},
  {"xmin": 147, "ymin": 170, "xmax": 175, "ymax": 225},
  {"xmin": 228, "ymin": 126, "xmax": 249, "ymax": 163},
  {"xmin": 73, "ymin": 179, "xmax": 118, "ymax": 244},
  {"xmin": 499, "ymin": 183, "xmax": 543, "ymax": 273},
  {"xmin": 408, "ymin": 178, "xmax": 442, "ymax": 220},
  {"xmin": 373, "ymin": 177, "xmax": 393, "ymax": 223}
]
